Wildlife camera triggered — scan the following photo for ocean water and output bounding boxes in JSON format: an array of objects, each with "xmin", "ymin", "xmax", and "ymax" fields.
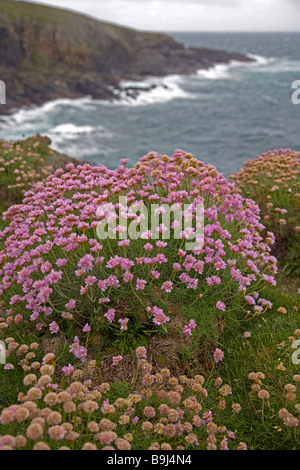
[{"xmin": 0, "ymin": 32, "xmax": 300, "ymax": 177}]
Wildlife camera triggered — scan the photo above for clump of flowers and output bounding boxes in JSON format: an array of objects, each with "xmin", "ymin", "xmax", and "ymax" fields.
[
  {"xmin": 0, "ymin": 349, "xmax": 247, "ymax": 450},
  {"xmin": 0, "ymin": 150, "xmax": 277, "ymax": 361},
  {"xmin": 231, "ymin": 149, "xmax": 300, "ymax": 275}
]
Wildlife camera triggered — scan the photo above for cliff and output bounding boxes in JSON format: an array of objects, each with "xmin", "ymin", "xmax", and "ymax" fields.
[{"xmin": 0, "ymin": 0, "xmax": 252, "ymax": 113}]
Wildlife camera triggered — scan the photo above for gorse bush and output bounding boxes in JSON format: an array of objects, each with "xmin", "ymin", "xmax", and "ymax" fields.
[
  {"xmin": 0, "ymin": 150, "xmax": 277, "ymax": 366},
  {"xmin": 231, "ymin": 149, "xmax": 300, "ymax": 275}
]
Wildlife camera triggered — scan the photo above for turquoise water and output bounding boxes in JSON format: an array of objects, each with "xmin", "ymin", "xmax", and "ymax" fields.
[{"xmin": 0, "ymin": 32, "xmax": 299, "ymax": 176}]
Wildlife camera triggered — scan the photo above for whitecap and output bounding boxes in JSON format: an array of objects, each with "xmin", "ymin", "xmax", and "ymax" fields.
[
  {"xmin": 246, "ymin": 54, "xmax": 275, "ymax": 66},
  {"xmin": 49, "ymin": 123, "xmax": 105, "ymax": 136},
  {"xmin": 195, "ymin": 54, "xmax": 275, "ymax": 81},
  {"xmin": 254, "ymin": 58, "xmax": 300, "ymax": 73},
  {"xmin": 46, "ymin": 122, "xmax": 114, "ymax": 155},
  {"xmin": 114, "ymin": 74, "xmax": 191, "ymax": 106},
  {"xmin": 3, "ymin": 96, "xmax": 95, "ymax": 127},
  {"xmin": 197, "ymin": 63, "xmax": 232, "ymax": 80}
]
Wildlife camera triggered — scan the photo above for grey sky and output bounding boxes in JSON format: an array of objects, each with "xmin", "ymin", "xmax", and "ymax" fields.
[{"xmin": 22, "ymin": 0, "xmax": 300, "ymax": 31}]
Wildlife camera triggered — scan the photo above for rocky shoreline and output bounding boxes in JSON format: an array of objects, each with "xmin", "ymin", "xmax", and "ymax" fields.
[{"xmin": 0, "ymin": 0, "xmax": 253, "ymax": 115}]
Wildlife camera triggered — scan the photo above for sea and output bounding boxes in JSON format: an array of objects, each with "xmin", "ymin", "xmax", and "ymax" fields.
[{"xmin": 0, "ymin": 32, "xmax": 299, "ymax": 177}]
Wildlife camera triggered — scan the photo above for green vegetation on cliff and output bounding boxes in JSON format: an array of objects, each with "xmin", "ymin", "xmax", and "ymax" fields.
[{"xmin": 0, "ymin": 134, "xmax": 82, "ymax": 219}]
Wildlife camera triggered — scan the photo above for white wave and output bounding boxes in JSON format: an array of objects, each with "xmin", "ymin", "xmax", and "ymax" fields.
[
  {"xmin": 44, "ymin": 123, "xmax": 114, "ymax": 160},
  {"xmin": 253, "ymin": 58, "xmax": 300, "ymax": 73},
  {"xmin": 49, "ymin": 123, "xmax": 104, "ymax": 136},
  {"xmin": 240, "ymin": 54, "xmax": 300, "ymax": 74},
  {"xmin": 196, "ymin": 54, "xmax": 275, "ymax": 80},
  {"xmin": 246, "ymin": 54, "xmax": 275, "ymax": 66},
  {"xmin": 197, "ymin": 63, "xmax": 232, "ymax": 80},
  {"xmin": 46, "ymin": 123, "xmax": 113, "ymax": 153},
  {"xmin": 4, "ymin": 96, "xmax": 95, "ymax": 126},
  {"xmin": 115, "ymin": 75, "xmax": 191, "ymax": 106}
]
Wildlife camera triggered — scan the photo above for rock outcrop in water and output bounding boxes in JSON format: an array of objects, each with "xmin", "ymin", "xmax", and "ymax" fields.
[{"xmin": 0, "ymin": 0, "xmax": 252, "ymax": 114}]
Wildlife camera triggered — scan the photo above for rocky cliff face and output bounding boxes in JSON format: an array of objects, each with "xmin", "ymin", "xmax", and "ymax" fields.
[{"xmin": 0, "ymin": 0, "xmax": 252, "ymax": 113}]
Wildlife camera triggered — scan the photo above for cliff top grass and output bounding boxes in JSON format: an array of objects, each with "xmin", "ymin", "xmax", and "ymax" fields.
[
  {"xmin": 0, "ymin": 134, "xmax": 81, "ymax": 222},
  {"xmin": 0, "ymin": 0, "xmax": 130, "ymax": 31},
  {"xmin": 0, "ymin": 0, "xmax": 173, "ymax": 52},
  {"xmin": 0, "ymin": 135, "xmax": 53, "ymax": 213}
]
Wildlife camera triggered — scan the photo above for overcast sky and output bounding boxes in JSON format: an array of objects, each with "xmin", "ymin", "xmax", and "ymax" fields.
[{"xmin": 23, "ymin": 0, "xmax": 300, "ymax": 31}]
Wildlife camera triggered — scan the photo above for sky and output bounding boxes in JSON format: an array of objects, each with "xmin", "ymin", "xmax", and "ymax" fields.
[{"xmin": 22, "ymin": 0, "xmax": 300, "ymax": 31}]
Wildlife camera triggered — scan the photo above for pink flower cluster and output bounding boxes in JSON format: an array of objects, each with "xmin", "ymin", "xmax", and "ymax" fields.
[
  {"xmin": 0, "ymin": 150, "xmax": 277, "ymax": 358},
  {"xmin": 69, "ymin": 337, "xmax": 87, "ymax": 362}
]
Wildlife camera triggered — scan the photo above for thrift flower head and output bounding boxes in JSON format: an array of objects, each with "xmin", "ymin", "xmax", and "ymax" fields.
[
  {"xmin": 213, "ymin": 348, "xmax": 224, "ymax": 364},
  {"xmin": 112, "ymin": 356, "xmax": 123, "ymax": 366}
]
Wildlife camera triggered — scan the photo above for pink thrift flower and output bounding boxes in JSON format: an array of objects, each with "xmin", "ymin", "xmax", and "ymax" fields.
[
  {"xmin": 62, "ymin": 364, "xmax": 75, "ymax": 377},
  {"xmin": 55, "ymin": 258, "xmax": 68, "ymax": 268},
  {"xmin": 213, "ymin": 348, "xmax": 224, "ymax": 363},
  {"xmin": 156, "ymin": 241, "xmax": 167, "ymax": 248},
  {"xmin": 173, "ymin": 263, "xmax": 181, "ymax": 272},
  {"xmin": 77, "ymin": 254, "xmax": 94, "ymax": 272},
  {"xmin": 187, "ymin": 278, "xmax": 198, "ymax": 290},
  {"xmin": 123, "ymin": 271, "xmax": 134, "ymax": 283},
  {"xmin": 161, "ymin": 281, "xmax": 173, "ymax": 293},
  {"xmin": 69, "ymin": 336, "xmax": 87, "ymax": 362},
  {"xmin": 119, "ymin": 318, "xmax": 129, "ymax": 331},
  {"xmin": 104, "ymin": 309, "xmax": 116, "ymax": 323},
  {"xmin": 98, "ymin": 280, "xmax": 107, "ymax": 291},
  {"xmin": 107, "ymin": 275, "xmax": 120, "ymax": 288},
  {"xmin": 183, "ymin": 319, "xmax": 196, "ymax": 336},
  {"xmin": 118, "ymin": 239, "xmax": 130, "ymax": 247},
  {"xmin": 65, "ymin": 299, "xmax": 76, "ymax": 310},
  {"xmin": 245, "ymin": 295, "xmax": 255, "ymax": 305},
  {"xmin": 151, "ymin": 270, "xmax": 160, "ymax": 279},
  {"xmin": 85, "ymin": 276, "xmax": 97, "ymax": 286},
  {"xmin": 136, "ymin": 279, "xmax": 147, "ymax": 291},
  {"xmin": 49, "ymin": 321, "xmax": 59, "ymax": 334},
  {"xmin": 216, "ymin": 301, "xmax": 226, "ymax": 311},
  {"xmin": 152, "ymin": 306, "xmax": 170, "ymax": 326},
  {"xmin": 82, "ymin": 323, "xmax": 91, "ymax": 333},
  {"xmin": 112, "ymin": 355, "xmax": 123, "ymax": 366},
  {"xmin": 136, "ymin": 346, "xmax": 147, "ymax": 359},
  {"xmin": 144, "ymin": 243, "xmax": 153, "ymax": 252}
]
